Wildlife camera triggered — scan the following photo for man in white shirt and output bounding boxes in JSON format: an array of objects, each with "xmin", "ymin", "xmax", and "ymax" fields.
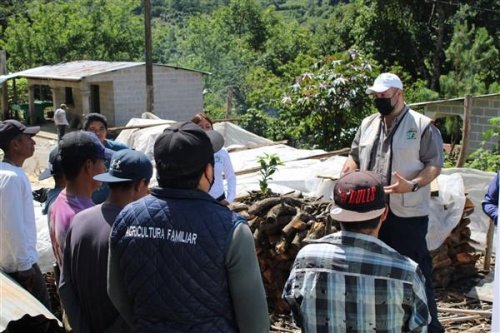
[
  {"xmin": 0, "ymin": 119, "xmax": 51, "ymax": 309},
  {"xmin": 54, "ymin": 104, "xmax": 69, "ymax": 140}
]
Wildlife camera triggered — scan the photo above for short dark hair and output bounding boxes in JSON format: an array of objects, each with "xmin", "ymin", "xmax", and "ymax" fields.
[
  {"xmin": 61, "ymin": 154, "xmax": 99, "ymax": 181},
  {"xmin": 0, "ymin": 133, "xmax": 21, "ymax": 152},
  {"xmin": 108, "ymin": 178, "xmax": 150, "ymax": 191},
  {"xmin": 59, "ymin": 131, "xmax": 111, "ymax": 181},
  {"xmin": 339, "ymin": 217, "xmax": 381, "ymax": 232},
  {"xmin": 156, "ymin": 160, "xmax": 213, "ymax": 189},
  {"xmin": 83, "ymin": 113, "xmax": 108, "ymax": 130}
]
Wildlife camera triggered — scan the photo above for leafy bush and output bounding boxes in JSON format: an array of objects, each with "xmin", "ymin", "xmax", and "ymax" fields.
[
  {"xmin": 464, "ymin": 117, "xmax": 500, "ymax": 172},
  {"xmin": 277, "ymin": 49, "xmax": 376, "ymax": 150}
]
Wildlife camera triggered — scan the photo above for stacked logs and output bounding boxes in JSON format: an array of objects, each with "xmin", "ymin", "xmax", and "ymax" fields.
[
  {"xmin": 431, "ymin": 197, "xmax": 480, "ymax": 288},
  {"xmin": 230, "ymin": 191, "xmax": 338, "ymax": 313},
  {"xmin": 231, "ymin": 191, "xmax": 481, "ymax": 314}
]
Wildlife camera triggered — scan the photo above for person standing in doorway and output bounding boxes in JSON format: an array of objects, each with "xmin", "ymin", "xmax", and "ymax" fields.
[{"xmin": 54, "ymin": 104, "xmax": 69, "ymax": 141}]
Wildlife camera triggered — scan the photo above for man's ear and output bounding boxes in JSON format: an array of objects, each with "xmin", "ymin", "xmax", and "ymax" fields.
[
  {"xmin": 204, "ymin": 163, "xmax": 213, "ymax": 179},
  {"xmin": 83, "ymin": 159, "xmax": 94, "ymax": 175},
  {"xmin": 380, "ymin": 205, "xmax": 389, "ymax": 224}
]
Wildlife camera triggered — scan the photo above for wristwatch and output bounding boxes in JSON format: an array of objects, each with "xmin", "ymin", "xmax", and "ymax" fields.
[{"xmin": 410, "ymin": 180, "xmax": 420, "ymax": 192}]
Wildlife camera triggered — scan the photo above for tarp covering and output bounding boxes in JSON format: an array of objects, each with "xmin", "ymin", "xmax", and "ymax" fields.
[{"xmin": 29, "ymin": 119, "xmax": 496, "ymax": 273}]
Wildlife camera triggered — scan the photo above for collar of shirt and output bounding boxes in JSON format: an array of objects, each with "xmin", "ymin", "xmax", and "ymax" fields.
[{"xmin": 311, "ymin": 231, "xmax": 399, "ymax": 257}]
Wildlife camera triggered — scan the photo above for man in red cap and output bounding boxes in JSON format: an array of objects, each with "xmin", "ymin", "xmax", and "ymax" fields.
[
  {"xmin": 0, "ymin": 120, "xmax": 51, "ymax": 309},
  {"xmin": 284, "ymin": 170, "xmax": 430, "ymax": 332}
]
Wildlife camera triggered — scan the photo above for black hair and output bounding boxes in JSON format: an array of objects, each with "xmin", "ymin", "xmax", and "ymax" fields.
[
  {"xmin": 108, "ymin": 181, "xmax": 135, "ymax": 191},
  {"xmin": 108, "ymin": 178, "xmax": 150, "ymax": 191},
  {"xmin": 83, "ymin": 113, "xmax": 108, "ymax": 130},
  {"xmin": 157, "ymin": 159, "xmax": 214, "ymax": 189},
  {"xmin": 0, "ymin": 133, "xmax": 22, "ymax": 152},
  {"xmin": 60, "ymin": 150, "xmax": 99, "ymax": 181},
  {"xmin": 339, "ymin": 217, "xmax": 381, "ymax": 232}
]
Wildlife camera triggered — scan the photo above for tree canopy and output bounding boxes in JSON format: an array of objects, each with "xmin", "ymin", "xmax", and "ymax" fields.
[{"xmin": 1, "ymin": 0, "xmax": 499, "ymax": 151}]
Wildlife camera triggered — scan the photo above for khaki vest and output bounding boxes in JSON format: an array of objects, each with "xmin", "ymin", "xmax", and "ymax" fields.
[{"xmin": 358, "ymin": 109, "xmax": 432, "ymax": 217}]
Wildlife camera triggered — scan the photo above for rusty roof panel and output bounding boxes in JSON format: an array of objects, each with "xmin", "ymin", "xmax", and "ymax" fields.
[
  {"xmin": 11, "ymin": 60, "xmax": 142, "ymax": 81},
  {"xmin": 0, "ymin": 272, "xmax": 62, "ymax": 330}
]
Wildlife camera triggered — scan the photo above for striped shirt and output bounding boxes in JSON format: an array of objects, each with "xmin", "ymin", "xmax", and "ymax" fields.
[{"xmin": 283, "ymin": 231, "xmax": 430, "ymax": 333}]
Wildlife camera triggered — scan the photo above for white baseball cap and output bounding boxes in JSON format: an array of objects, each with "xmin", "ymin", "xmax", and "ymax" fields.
[{"xmin": 366, "ymin": 73, "xmax": 403, "ymax": 94}]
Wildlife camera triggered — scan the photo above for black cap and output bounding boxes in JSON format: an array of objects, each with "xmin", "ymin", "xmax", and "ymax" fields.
[
  {"xmin": 38, "ymin": 146, "xmax": 63, "ymax": 180},
  {"xmin": 330, "ymin": 170, "xmax": 386, "ymax": 222},
  {"xmin": 154, "ymin": 122, "xmax": 220, "ymax": 177},
  {"xmin": 0, "ymin": 120, "xmax": 40, "ymax": 149},
  {"xmin": 94, "ymin": 149, "xmax": 153, "ymax": 183},
  {"xmin": 59, "ymin": 131, "xmax": 113, "ymax": 162}
]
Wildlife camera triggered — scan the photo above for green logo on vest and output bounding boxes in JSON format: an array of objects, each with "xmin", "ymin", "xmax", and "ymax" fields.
[{"xmin": 406, "ymin": 128, "xmax": 417, "ymax": 139}]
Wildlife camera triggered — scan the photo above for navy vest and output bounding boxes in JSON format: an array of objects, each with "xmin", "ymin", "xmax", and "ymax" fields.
[{"xmin": 111, "ymin": 187, "xmax": 243, "ymax": 332}]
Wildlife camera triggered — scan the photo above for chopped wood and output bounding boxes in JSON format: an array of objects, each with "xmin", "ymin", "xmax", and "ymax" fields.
[
  {"xmin": 234, "ymin": 189, "xmax": 480, "ymax": 314},
  {"xmin": 440, "ymin": 315, "xmax": 482, "ymax": 324},
  {"xmin": 438, "ymin": 307, "xmax": 491, "ymax": 317}
]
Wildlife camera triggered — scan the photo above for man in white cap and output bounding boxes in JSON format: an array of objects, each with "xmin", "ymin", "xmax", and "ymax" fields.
[
  {"xmin": 0, "ymin": 120, "xmax": 51, "ymax": 309},
  {"xmin": 342, "ymin": 73, "xmax": 444, "ymax": 332}
]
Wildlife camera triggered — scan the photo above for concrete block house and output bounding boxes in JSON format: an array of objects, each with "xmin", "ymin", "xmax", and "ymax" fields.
[
  {"xmin": 411, "ymin": 93, "xmax": 500, "ymax": 155},
  {"xmin": 1, "ymin": 60, "xmax": 207, "ymax": 127}
]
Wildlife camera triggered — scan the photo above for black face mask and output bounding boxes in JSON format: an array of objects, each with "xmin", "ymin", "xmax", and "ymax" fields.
[{"xmin": 374, "ymin": 93, "xmax": 396, "ymax": 116}]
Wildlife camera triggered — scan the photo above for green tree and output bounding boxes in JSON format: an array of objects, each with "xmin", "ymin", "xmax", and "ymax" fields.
[
  {"xmin": 439, "ymin": 21, "xmax": 499, "ymax": 98},
  {"xmin": 277, "ymin": 50, "xmax": 376, "ymax": 150},
  {"xmin": 1, "ymin": 0, "xmax": 143, "ymax": 70}
]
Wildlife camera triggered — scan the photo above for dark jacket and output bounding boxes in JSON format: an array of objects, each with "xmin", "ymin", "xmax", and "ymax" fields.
[
  {"xmin": 483, "ymin": 172, "xmax": 499, "ymax": 226},
  {"xmin": 110, "ymin": 187, "xmax": 242, "ymax": 332}
]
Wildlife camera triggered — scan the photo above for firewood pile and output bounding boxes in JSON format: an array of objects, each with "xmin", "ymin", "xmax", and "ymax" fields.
[
  {"xmin": 231, "ymin": 191, "xmax": 482, "ymax": 315},
  {"xmin": 230, "ymin": 191, "xmax": 339, "ymax": 313},
  {"xmin": 431, "ymin": 197, "xmax": 481, "ymax": 288}
]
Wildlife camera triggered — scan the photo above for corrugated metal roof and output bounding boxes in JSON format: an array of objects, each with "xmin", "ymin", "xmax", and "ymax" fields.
[
  {"xmin": 1, "ymin": 60, "xmax": 210, "ymax": 82},
  {"xmin": 0, "ymin": 272, "xmax": 63, "ymax": 330},
  {"xmin": 7, "ymin": 60, "xmax": 142, "ymax": 81}
]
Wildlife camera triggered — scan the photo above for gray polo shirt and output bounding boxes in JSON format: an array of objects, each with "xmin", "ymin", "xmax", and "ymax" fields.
[{"xmin": 350, "ymin": 106, "xmax": 443, "ymax": 185}]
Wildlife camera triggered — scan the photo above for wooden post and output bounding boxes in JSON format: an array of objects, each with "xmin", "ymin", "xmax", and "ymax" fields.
[
  {"xmin": 483, "ymin": 219, "xmax": 495, "ymax": 271},
  {"xmin": 0, "ymin": 50, "xmax": 8, "ymax": 120},
  {"xmin": 455, "ymin": 94, "xmax": 472, "ymax": 167},
  {"xmin": 144, "ymin": 0, "xmax": 154, "ymax": 114}
]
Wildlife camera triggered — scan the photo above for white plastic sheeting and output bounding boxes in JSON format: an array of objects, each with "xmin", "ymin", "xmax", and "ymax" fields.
[{"xmin": 30, "ymin": 118, "xmax": 497, "ymax": 273}]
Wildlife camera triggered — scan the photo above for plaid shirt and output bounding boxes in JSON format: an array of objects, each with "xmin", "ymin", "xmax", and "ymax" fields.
[{"xmin": 283, "ymin": 231, "xmax": 430, "ymax": 333}]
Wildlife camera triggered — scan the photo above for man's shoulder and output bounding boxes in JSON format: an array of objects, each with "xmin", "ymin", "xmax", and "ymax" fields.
[
  {"xmin": 105, "ymin": 139, "xmax": 128, "ymax": 151},
  {"xmin": 72, "ymin": 204, "xmax": 103, "ymax": 222}
]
